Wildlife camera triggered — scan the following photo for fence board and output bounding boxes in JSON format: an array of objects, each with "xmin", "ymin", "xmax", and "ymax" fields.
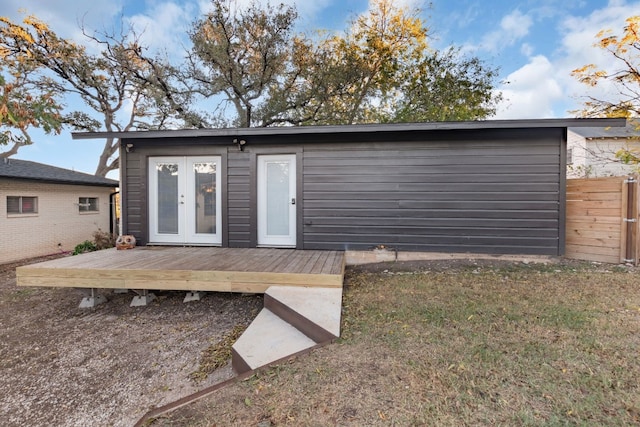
[
  {"xmin": 565, "ymin": 176, "xmax": 635, "ymax": 264},
  {"xmin": 565, "ymin": 246, "xmax": 621, "ymax": 264},
  {"xmin": 565, "ymin": 236, "xmax": 620, "ymax": 248},
  {"xmin": 567, "ymin": 177, "xmax": 625, "ymax": 192},
  {"xmin": 566, "ymin": 228, "xmax": 620, "ymax": 240}
]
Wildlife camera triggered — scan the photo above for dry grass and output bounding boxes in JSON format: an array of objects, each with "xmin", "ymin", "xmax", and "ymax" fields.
[
  {"xmin": 152, "ymin": 260, "xmax": 640, "ymax": 426},
  {"xmin": 189, "ymin": 324, "xmax": 248, "ymax": 383}
]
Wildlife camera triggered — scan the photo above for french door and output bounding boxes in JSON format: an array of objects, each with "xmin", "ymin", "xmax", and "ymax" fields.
[
  {"xmin": 148, "ymin": 156, "xmax": 221, "ymax": 245},
  {"xmin": 257, "ymin": 154, "xmax": 297, "ymax": 247}
]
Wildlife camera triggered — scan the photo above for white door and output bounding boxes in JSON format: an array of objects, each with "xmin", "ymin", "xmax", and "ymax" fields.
[
  {"xmin": 257, "ymin": 155, "xmax": 296, "ymax": 247},
  {"xmin": 149, "ymin": 156, "xmax": 221, "ymax": 245}
]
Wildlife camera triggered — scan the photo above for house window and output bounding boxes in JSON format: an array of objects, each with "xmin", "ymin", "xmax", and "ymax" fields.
[
  {"xmin": 567, "ymin": 148, "xmax": 574, "ymax": 165},
  {"xmin": 79, "ymin": 197, "xmax": 99, "ymax": 212},
  {"xmin": 7, "ymin": 196, "xmax": 38, "ymax": 214}
]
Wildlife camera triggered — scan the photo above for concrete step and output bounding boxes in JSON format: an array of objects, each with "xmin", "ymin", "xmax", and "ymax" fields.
[
  {"xmin": 265, "ymin": 286, "xmax": 342, "ymax": 343},
  {"xmin": 231, "ymin": 308, "xmax": 317, "ymax": 374}
]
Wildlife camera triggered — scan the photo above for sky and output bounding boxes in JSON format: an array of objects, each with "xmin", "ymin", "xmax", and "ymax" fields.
[{"xmin": 2, "ymin": 0, "xmax": 640, "ymax": 178}]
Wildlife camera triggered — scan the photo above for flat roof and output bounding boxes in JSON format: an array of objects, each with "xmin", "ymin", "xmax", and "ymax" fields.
[
  {"xmin": 570, "ymin": 122, "xmax": 638, "ymax": 139},
  {"xmin": 72, "ymin": 118, "xmax": 627, "ymax": 140}
]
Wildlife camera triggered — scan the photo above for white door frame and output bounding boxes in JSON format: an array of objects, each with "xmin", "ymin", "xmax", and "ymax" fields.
[
  {"xmin": 148, "ymin": 156, "xmax": 221, "ymax": 245},
  {"xmin": 257, "ymin": 154, "xmax": 297, "ymax": 247},
  {"xmin": 148, "ymin": 157, "xmax": 184, "ymax": 244}
]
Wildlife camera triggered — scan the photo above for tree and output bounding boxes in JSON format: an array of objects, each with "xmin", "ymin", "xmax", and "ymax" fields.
[
  {"xmin": 572, "ymin": 16, "xmax": 640, "ymax": 165},
  {"xmin": 0, "ymin": 15, "xmax": 186, "ymax": 176},
  {"xmin": 188, "ymin": 0, "xmax": 501, "ymax": 127},
  {"xmin": 572, "ymin": 16, "xmax": 640, "ymax": 118},
  {"xmin": 306, "ymin": 0, "xmax": 430, "ymax": 124},
  {"xmin": 189, "ymin": 0, "xmax": 301, "ymax": 127},
  {"xmin": 391, "ymin": 48, "xmax": 500, "ymax": 122},
  {"xmin": 1, "ymin": 2, "xmax": 502, "ymax": 174},
  {"xmin": 0, "ymin": 17, "xmax": 62, "ymax": 158}
]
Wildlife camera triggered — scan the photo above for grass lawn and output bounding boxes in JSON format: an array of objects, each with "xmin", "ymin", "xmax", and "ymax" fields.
[{"xmin": 151, "ymin": 260, "xmax": 640, "ymax": 426}]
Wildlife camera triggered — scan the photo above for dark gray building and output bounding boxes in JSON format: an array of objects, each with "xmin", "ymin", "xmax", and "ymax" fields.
[{"xmin": 74, "ymin": 118, "xmax": 625, "ymax": 256}]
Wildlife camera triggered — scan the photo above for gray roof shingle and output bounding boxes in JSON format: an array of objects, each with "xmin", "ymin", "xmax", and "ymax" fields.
[{"xmin": 0, "ymin": 158, "xmax": 118, "ymax": 187}]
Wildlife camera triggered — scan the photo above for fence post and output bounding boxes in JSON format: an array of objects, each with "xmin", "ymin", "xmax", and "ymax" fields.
[
  {"xmin": 632, "ymin": 175, "xmax": 639, "ymax": 265},
  {"xmin": 623, "ymin": 175, "xmax": 639, "ymax": 265}
]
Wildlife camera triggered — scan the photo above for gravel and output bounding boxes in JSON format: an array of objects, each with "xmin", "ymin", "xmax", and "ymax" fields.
[{"xmin": 0, "ymin": 254, "xmax": 262, "ymax": 427}]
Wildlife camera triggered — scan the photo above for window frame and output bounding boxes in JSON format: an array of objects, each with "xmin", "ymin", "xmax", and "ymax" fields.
[
  {"xmin": 7, "ymin": 196, "xmax": 38, "ymax": 215},
  {"xmin": 567, "ymin": 148, "xmax": 574, "ymax": 165},
  {"xmin": 78, "ymin": 197, "xmax": 99, "ymax": 213}
]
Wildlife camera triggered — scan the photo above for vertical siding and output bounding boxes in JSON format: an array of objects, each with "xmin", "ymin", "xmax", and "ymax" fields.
[{"xmin": 301, "ymin": 135, "xmax": 563, "ymax": 255}]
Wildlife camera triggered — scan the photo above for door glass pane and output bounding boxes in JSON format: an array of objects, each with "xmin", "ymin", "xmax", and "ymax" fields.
[
  {"xmin": 157, "ymin": 163, "xmax": 179, "ymax": 234},
  {"xmin": 194, "ymin": 162, "xmax": 216, "ymax": 234},
  {"xmin": 266, "ymin": 161, "xmax": 289, "ymax": 235}
]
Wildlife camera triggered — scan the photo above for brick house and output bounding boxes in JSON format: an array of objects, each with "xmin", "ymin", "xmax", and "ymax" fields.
[
  {"xmin": 0, "ymin": 158, "xmax": 118, "ymax": 263},
  {"xmin": 567, "ymin": 123, "xmax": 640, "ymax": 178}
]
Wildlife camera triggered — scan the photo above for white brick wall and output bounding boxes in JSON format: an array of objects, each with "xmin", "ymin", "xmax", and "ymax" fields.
[
  {"xmin": 566, "ymin": 130, "xmax": 588, "ymax": 178},
  {"xmin": 567, "ymin": 130, "xmax": 640, "ymax": 178},
  {"xmin": 0, "ymin": 180, "xmax": 116, "ymax": 263}
]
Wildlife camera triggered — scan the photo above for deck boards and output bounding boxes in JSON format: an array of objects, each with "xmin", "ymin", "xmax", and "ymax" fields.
[{"xmin": 16, "ymin": 247, "xmax": 345, "ymax": 293}]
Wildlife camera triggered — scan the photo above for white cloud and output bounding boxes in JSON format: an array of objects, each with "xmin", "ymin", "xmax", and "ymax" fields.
[
  {"xmin": 494, "ymin": 1, "xmax": 640, "ymax": 119},
  {"xmin": 125, "ymin": 2, "xmax": 195, "ymax": 57},
  {"xmin": 520, "ymin": 42, "xmax": 534, "ymax": 56},
  {"xmin": 480, "ymin": 9, "xmax": 533, "ymax": 53},
  {"xmin": 3, "ymin": 0, "xmax": 125, "ymax": 42},
  {"xmin": 495, "ymin": 55, "xmax": 563, "ymax": 119},
  {"xmin": 554, "ymin": 1, "xmax": 640, "ymax": 112}
]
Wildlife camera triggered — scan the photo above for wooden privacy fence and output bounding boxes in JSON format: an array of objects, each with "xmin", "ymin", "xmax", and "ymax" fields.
[{"xmin": 566, "ymin": 175, "xmax": 639, "ymax": 265}]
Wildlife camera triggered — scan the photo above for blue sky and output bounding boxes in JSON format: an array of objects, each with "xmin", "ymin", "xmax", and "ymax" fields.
[{"xmin": 2, "ymin": 0, "xmax": 640, "ymax": 178}]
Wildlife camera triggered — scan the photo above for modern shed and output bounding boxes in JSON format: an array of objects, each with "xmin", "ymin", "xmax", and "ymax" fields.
[{"xmin": 74, "ymin": 118, "xmax": 625, "ymax": 258}]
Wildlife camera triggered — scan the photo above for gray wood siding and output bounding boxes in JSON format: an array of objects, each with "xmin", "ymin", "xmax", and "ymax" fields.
[
  {"xmin": 301, "ymin": 137, "xmax": 563, "ymax": 255},
  {"xmin": 122, "ymin": 150, "xmax": 144, "ymax": 240},
  {"xmin": 227, "ymin": 152, "xmax": 251, "ymax": 247},
  {"xmin": 120, "ymin": 127, "xmax": 565, "ymax": 255}
]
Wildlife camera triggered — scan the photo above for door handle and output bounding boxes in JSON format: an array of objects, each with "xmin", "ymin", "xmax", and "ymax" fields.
[{"xmin": 291, "ymin": 198, "xmax": 296, "ymax": 205}]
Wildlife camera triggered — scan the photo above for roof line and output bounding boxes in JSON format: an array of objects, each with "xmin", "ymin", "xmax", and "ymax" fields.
[
  {"xmin": 72, "ymin": 118, "xmax": 627, "ymax": 140},
  {"xmin": 0, "ymin": 158, "xmax": 118, "ymax": 186},
  {"xmin": 5, "ymin": 176, "xmax": 119, "ymax": 187}
]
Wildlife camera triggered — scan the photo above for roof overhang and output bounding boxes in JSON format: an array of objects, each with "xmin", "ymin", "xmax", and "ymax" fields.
[
  {"xmin": 0, "ymin": 176, "xmax": 119, "ymax": 187},
  {"xmin": 72, "ymin": 118, "xmax": 627, "ymax": 141}
]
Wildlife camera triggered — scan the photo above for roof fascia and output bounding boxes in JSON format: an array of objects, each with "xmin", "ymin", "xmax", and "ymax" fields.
[{"xmin": 72, "ymin": 118, "xmax": 627, "ymax": 141}]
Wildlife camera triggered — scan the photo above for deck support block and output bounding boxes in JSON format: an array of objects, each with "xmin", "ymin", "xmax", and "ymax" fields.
[
  {"xmin": 130, "ymin": 290, "xmax": 156, "ymax": 307},
  {"xmin": 183, "ymin": 291, "xmax": 204, "ymax": 303},
  {"xmin": 113, "ymin": 288, "xmax": 129, "ymax": 294},
  {"xmin": 79, "ymin": 288, "xmax": 107, "ymax": 308}
]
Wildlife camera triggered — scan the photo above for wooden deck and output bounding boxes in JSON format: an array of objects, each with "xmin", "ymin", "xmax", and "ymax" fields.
[{"xmin": 16, "ymin": 247, "xmax": 345, "ymax": 293}]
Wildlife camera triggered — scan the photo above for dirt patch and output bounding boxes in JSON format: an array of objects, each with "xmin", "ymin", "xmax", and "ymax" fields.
[{"xmin": 0, "ymin": 255, "xmax": 262, "ymax": 427}]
